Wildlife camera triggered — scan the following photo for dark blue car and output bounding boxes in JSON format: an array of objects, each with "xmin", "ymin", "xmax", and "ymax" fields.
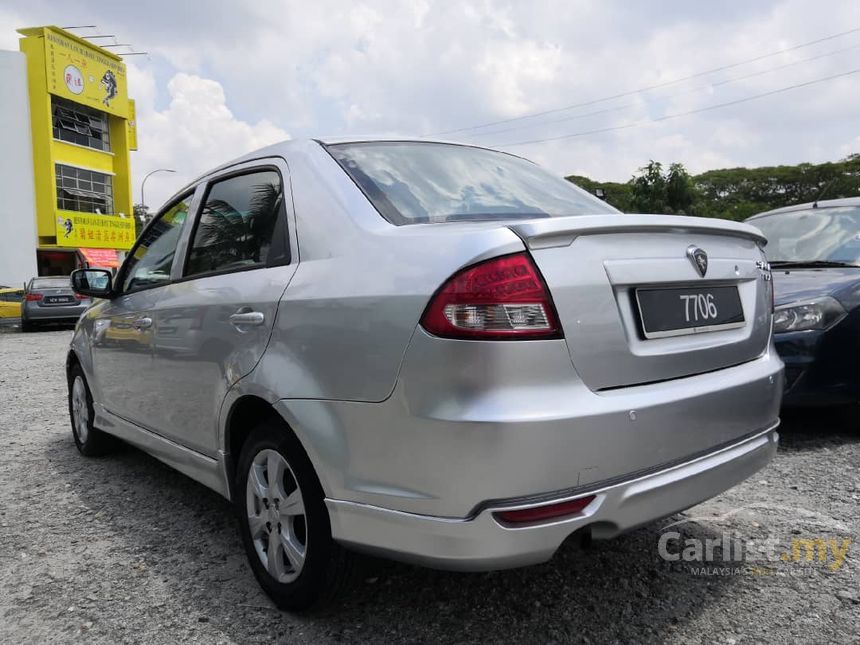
[{"xmin": 747, "ymin": 198, "xmax": 860, "ymax": 407}]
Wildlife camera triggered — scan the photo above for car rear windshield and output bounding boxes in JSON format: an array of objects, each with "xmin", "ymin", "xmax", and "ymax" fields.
[
  {"xmin": 751, "ymin": 206, "xmax": 860, "ymax": 265},
  {"xmin": 31, "ymin": 278, "xmax": 70, "ymax": 289},
  {"xmin": 326, "ymin": 141, "xmax": 617, "ymax": 225}
]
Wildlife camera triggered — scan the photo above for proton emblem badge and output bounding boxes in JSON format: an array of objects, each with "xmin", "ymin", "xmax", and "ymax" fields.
[{"xmin": 687, "ymin": 245, "xmax": 708, "ymax": 277}]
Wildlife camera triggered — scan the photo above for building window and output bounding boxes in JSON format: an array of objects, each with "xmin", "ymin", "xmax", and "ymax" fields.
[
  {"xmin": 56, "ymin": 164, "xmax": 114, "ymax": 214},
  {"xmin": 52, "ymin": 96, "xmax": 111, "ymax": 152}
]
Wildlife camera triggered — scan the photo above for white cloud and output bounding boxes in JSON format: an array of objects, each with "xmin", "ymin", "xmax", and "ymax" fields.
[
  {"xmin": 1, "ymin": 0, "xmax": 859, "ymax": 200},
  {"xmin": 475, "ymin": 39, "xmax": 563, "ymax": 116},
  {"xmin": 130, "ymin": 71, "xmax": 289, "ymax": 209}
]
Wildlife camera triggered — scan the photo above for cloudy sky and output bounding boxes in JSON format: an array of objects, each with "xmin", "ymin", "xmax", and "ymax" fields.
[{"xmin": 1, "ymin": 0, "xmax": 859, "ymax": 210}]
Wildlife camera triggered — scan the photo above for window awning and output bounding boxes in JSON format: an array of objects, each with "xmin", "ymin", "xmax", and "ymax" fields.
[
  {"xmin": 62, "ymin": 187, "xmax": 102, "ymax": 199},
  {"xmin": 79, "ymin": 248, "xmax": 119, "ymax": 268}
]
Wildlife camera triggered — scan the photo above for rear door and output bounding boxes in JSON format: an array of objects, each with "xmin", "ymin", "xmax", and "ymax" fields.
[{"xmin": 149, "ymin": 159, "xmax": 297, "ymax": 456}]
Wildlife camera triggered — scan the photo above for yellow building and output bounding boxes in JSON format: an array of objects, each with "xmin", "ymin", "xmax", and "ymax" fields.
[{"xmin": 17, "ymin": 26, "xmax": 137, "ymax": 274}]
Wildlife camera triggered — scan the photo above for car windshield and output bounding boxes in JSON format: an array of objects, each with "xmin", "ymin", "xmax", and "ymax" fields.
[
  {"xmin": 31, "ymin": 277, "xmax": 70, "ymax": 289},
  {"xmin": 327, "ymin": 141, "xmax": 618, "ymax": 225},
  {"xmin": 751, "ymin": 206, "xmax": 860, "ymax": 267}
]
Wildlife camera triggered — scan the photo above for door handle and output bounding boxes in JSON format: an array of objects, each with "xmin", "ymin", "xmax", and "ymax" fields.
[
  {"xmin": 132, "ymin": 316, "xmax": 153, "ymax": 330},
  {"xmin": 229, "ymin": 311, "xmax": 265, "ymax": 327}
]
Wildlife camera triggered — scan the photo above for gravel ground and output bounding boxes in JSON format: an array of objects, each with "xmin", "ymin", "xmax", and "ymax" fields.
[{"xmin": 1, "ymin": 328, "xmax": 858, "ymax": 644}]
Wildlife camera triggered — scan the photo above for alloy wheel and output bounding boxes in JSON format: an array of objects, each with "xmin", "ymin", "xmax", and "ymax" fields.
[
  {"xmin": 71, "ymin": 376, "xmax": 89, "ymax": 444},
  {"xmin": 246, "ymin": 449, "xmax": 308, "ymax": 583}
]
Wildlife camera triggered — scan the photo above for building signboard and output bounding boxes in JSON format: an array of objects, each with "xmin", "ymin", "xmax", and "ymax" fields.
[
  {"xmin": 43, "ymin": 28, "xmax": 129, "ymax": 118},
  {"xmin": 55, "ymin": 211, "xmax": 135, "ymax": 250}
]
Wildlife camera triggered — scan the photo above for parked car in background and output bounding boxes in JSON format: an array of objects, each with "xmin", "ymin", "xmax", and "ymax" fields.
[
  {"xmin": 747, "ymin": 197, "xmax": 860, "ymax": 406},
  {"xmin": 67, "ymin": 138, "xmax": 782, "ymax": 610},
  {"xmin": 22, "ymin": 276, "xmax": 90, "ymax": 332},
  {"xmin": 0, "ymin": 287, "xmax": 25, "ymax": 325}
]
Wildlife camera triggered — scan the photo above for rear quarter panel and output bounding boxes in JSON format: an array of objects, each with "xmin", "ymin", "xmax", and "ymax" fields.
[{"xmin": 252, "ymin": 142, "xmax": 525, "ymax": 402}]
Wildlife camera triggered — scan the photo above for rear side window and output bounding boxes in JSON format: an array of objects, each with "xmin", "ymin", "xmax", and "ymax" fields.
[
  {"xmin": 327, "ymin": 141, "xmax": 617, "ymax": 225},
  {"xmin": 184, "ymin": 170, "xmax": 285, "ymax": 278}
]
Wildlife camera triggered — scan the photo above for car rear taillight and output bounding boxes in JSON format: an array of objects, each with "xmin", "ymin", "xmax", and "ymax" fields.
[
  {"xmin": 74, "ymin": 293, "xmax": 86, "ymax": 301},
  {"xmin": 494, "ymin": 495, "xmax": 596, "ymax": 525},
  {"xmin": 420, "ymin": 252, "xmax": 561, "ymax": 340},
  {"xmin": 25, "ymin": 293, "xmax": 43, "ymax": 301}
]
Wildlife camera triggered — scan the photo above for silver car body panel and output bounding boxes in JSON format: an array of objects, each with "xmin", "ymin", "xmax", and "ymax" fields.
[
  {"xmin": 523, "ymin": 225, "xmax": 771, "ymax": 390},
  {"xmin": 145, "ymin": 158, "xmax": 299, "ymax": 455},
  {"xmin": 272, "ymin": 335, "xmax": 782, "ymax": 517},
  {"xmin": 325, "ymin": 426, "xmax": 778, "ymax": 570},
  {"xmin": 23, "ymin": 301, "xmax": 89, "ymax": 321},
  {"xmin": 90, "ymin": 399, "xmax": 228, "ymax": 496},
  {"xmin": 69, "ymin": 137, "xmax": 783, "ymax": 571}
]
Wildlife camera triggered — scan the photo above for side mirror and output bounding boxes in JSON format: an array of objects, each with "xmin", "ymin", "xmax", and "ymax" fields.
[{"xmin": 71, "ymin": 269, "xmax": 113, "ymax": 299}]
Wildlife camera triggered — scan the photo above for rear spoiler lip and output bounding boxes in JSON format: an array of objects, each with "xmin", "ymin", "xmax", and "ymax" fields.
[{"xmin": 508, "ymin": 214, "xmax": 768, "ymax": 249}]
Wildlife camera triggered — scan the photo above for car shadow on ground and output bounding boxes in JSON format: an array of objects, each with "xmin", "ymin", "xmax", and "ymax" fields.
[
  {"xmin": 46, "ymin": 432, "xmax": 746, "ymax": 643},
  {"xmin": 777, "ymin": 405, "xmax": 860, "ymax": 452},
  {"xmin": 0, "ymin": 322, "xmax": 76, "ymax": 334}
]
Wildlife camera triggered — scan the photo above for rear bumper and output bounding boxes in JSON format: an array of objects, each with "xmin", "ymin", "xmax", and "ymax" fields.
[
  {"xmin": 23, "ymin": 304, "xmax": 88, "ymax": 322},
  {"xmin": 327, "ymin": 425, "xmax": 779, "ymax": 570},
  {"xmin": 276, "ymin": 333, "xmax": 784, "ymax": 519}
]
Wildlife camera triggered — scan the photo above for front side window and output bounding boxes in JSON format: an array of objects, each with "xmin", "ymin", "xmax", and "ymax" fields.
[
  {"xmin": 184, "ymin": 170, "xmax": 284, "ymax": 277},
  {"xmin": 52, "ymin": 96, "xmax": 111, "ymax": 152},
  {"xmin": 327, "ymin": 141, "xmax": 618, "ymax": 225},
  {"xmin": 751, "ymin": 206, "xmax": 860, "ymax": 266},
  {"xmin": 56, "ymin": 164, "xmax": 114, "ymax": 214},
  {"xmin": 121, "ymin": 197, "xmax": 191, "ymax": 293}
]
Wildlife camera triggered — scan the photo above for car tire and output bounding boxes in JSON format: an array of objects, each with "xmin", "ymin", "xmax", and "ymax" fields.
[
  {"xmin": 68, "ymin": 364, "xmax": 115, "ymax": 456},
  {"xmin": 235, "ymin": 418, "xmax": 354, "ymax": 611}
]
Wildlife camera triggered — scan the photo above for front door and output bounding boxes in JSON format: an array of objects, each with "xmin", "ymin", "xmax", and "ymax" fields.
[
  {"xmin": 149, "ymin": 162, "xmax": 297, "ymax": 456},
  {"xmin": 91, "ymin": 195, "xmax": 194, "ymax": 428}
]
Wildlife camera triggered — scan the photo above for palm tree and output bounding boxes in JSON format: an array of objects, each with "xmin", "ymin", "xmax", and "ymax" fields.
[{"xmin": 189, "ymin": 177, "xmax": 283, "ymax": 273}]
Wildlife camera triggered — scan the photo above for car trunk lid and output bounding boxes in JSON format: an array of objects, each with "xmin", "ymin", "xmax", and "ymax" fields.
[
  {"xmin": 31, "ymin": 285, "xmax": 79, "ymax": 306},
  {"xmin": 508, "ymin": 214, "xmax": 772, "ymax": 390}
]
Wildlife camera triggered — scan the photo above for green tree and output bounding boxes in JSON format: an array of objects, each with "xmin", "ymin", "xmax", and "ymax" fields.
[
  {"xmin": 665, "ymin": 163, "xmax": 695, "ymax": 214},
  {"xmin": 566, "ymin": 174, "xmax": 634, "ymax": 211},
  {"xmin": 133, "ymin": 203, "xmax": 149, "ymax": 238},
  {"xmin": 631, "ymin": 160, "xmax": 668, "ymax": 213},
  {"xmin": 566, "ymin": 153, "xmax": 859, "ymax": 220}
]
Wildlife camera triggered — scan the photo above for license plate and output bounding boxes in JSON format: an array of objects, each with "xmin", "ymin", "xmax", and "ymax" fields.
[
  {"xmin": 45, "ymin": 296, "xmax": 74, "ymax": 304},
  {"xmin": 635, "ymin": 286, "xmax": 744, "ymax": 339}
]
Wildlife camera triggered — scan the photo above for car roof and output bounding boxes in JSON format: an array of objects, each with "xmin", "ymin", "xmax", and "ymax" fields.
[
  {"xmin": 172, "ymin": 137, "xmax": 527, "ymax": 200},
  {"xmin": 747, "ymin": 196, "xmax": 860, "ymax": 221},
  {"xmin": 31, "ymin": 276, "xmax": 70, "ymax": 284}
]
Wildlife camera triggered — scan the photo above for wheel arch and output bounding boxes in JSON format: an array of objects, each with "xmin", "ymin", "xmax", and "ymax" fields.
[
  {"xmin": 66, "ymin": 348, "xmax": 81, "ymax": 377},
  {"xmin": 222, "ymin": 395, "xmax": 331, "ymax": 500}
]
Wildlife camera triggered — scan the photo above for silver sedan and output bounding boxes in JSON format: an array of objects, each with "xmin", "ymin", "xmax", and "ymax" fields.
[
  {"xmin": 67, "ymin": 138, "xmax": 783, "ymax": 610},
  {"xmin": 22, "ymin": 276, "xmax": 90, "ymax": 331}
]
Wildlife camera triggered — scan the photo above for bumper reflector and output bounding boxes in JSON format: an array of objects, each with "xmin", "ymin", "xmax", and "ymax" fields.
[{"xmin": 494, "ymin": 495, "xmax": 596, "ymax": 524}]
